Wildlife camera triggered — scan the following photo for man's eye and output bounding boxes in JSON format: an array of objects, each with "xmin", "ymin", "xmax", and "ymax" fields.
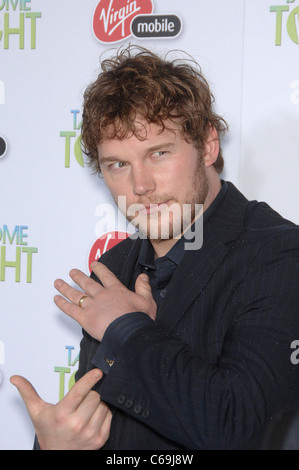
[
  {"xmin": 152, "ymin": 151, "xmax": 167, "ymax": 157},
  {"xmin": 111, "ymin": 161, "xmax": 127, "ymax": 169}
]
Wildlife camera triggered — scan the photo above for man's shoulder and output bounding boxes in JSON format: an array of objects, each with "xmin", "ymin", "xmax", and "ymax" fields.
[
  {"xmin": 238, "ymin": 197, "xmax": 299, "ymax": 261},
  {"xmin": 214, "ymin": 182, "xmax": 299, "ymax": 256},
  {"xmin": 245, "ymin": 199, "xmax": 298, "ymax": 237},
  {"xmin": 225, "ymin": 181, "xmax": 298, "ymax": 235}
]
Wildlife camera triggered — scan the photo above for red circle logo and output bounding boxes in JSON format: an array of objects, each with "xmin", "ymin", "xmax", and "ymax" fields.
[
  {"xmin": 93, "ymin": 0, "xmax": 153, "ymax": 43},
  {"xmin": 88, "ymin": 231, "xmax": 131, "ymax": 273}
]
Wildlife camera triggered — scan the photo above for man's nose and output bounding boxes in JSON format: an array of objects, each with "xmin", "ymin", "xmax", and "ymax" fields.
[{"xmin": 132, "ymin": 166, "xmax": 156, "ymax": 196}]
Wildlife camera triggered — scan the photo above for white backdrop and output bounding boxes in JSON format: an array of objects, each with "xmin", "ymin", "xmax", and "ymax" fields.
[{"xmin": 0, "ymin": 0, "xmax": 298, "ymax": 450}]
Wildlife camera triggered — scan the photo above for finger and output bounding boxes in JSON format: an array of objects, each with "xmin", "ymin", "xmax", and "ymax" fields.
[
  {"xmin": 61, "ymin": 369, "xmax": 103, "ymax": 414},
  {"xmin": 54, "ymin": 274, "xmax": 101, "ymax": 303},
  {"xmin": 75, "ymin": 390, "xmax": 101, "ymax": 423},
  {"xmin": 135, "ymin": 274, "xmax": 157, "ymax": 321},
  {"xmin": 69, "ymin": 269, "xmax": 103, "ymax": 297},
  {"xmin": 97, "ymin": 405, "xmax": 112, "ymax": 439},
  {"xmin": 54, "ymin": 278, "xmax": 95, "ymax": 310},
  {"xmin": 82, "ymin": 402, "xmax": 112, "ymax": 450},
  {"xmin": 91, "ymin": 262, "xmax": 121, "ymax": 288},
  {"xmin": 10, "ymin": 375, "xmax": 44, "ymax": 418},
  {"xmin": 135, "ymin": 273, "xmax": 154, "ymax": 300},
  {"xmin": 89, "ymin": 401, "xmax": 112, "ymax": 438},
  {"xmin": 54, "ymin": 279, "xmax": 85, "ymax": 306},
  {"xmin": 99, "ymin": 406, "xmax": 113, "ymax": 442},
  {"xmin": 54, "ymin": 293, "xmax": 84, "ymax": 325}
]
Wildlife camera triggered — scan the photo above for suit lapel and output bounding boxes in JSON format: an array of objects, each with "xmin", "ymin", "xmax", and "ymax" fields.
[
  {"xmin": 157, "ymin": 222, "xmax": 229, "ymax": 330},
  {"xmin": 118, "ymin": 236, "xmax": 142, "ymax": 285},
  {"xmin": 157, "ymin": 182, "xmax": 250, "ymax": 330}
]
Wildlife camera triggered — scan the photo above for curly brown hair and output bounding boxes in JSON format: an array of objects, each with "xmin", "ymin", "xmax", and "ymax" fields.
[{"xmin": 81, "ymin": 45, "xmax": 228, "ymax": 174}]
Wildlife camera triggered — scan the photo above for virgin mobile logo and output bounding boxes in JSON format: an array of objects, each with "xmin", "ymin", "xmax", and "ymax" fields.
[{"xmin": 93, "ymin": 0, "xmax": 153, "ymax": 43}]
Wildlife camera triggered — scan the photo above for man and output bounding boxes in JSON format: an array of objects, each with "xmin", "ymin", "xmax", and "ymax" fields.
[{"xmin": 11, "ymin": 45, "xmax": 299, "ymax": 450}]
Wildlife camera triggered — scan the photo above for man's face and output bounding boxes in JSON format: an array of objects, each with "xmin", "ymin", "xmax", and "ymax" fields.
[{"xmin": 97, "ymin": 120, "xmax": 209, "ymax": 241}]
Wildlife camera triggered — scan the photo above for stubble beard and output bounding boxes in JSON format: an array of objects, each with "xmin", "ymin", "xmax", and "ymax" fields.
[{"xmin": 125, "ymin": 157, "xmax": 209, "ymax": 241}]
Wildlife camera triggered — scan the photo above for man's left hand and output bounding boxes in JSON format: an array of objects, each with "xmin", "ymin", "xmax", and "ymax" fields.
[{"xmin": 54, "ymin": 262, "xmax": 157, "ymax": 341}]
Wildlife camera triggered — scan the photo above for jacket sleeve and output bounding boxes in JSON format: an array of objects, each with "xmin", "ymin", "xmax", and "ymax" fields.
[{"xmin": 94, "ymin": 227, "xmax": 299, "ymax": 450}]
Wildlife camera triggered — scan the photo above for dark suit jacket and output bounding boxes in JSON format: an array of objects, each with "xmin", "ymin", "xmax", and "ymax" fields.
[{"xmin": 76, "ymin": 182, "xmax": 299, "ymax": 450}]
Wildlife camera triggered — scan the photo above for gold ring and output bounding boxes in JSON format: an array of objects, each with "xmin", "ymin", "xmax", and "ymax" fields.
[{"xmin": 78, "ymin": 295, "xmax": 88, "ymax": 308}]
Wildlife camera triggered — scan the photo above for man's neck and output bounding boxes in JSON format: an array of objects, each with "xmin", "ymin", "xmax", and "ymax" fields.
[{"xmin": 151, "ymin": 237, "xmax": 180, "ymax": 259}]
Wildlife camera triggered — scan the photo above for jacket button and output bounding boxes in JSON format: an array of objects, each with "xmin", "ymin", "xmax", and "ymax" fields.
[
  {"xmin": 125, "ymin": 399, "xmax": 133, "ymax": 408},
  {"xmin": 142, "ymin": 409, "xmax": 150, "ymax": 418},
  {"xmin": 134, "ymin": 404, "xmax": 142, "ymax": 414},
  {"xmin": 117, "ymin": 394, "xmax": 126, "ymax": 404}
]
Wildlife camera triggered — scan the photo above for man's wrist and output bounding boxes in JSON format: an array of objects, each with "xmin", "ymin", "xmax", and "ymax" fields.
[{"xmin": 92, "ymin": 312, "xmax": 154, "ymax": 374}]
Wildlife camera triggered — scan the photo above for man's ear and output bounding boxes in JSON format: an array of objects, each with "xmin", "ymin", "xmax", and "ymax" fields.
[{"xmin": 203, "ymin": 126, "xmax": 219, "ymax": 168}]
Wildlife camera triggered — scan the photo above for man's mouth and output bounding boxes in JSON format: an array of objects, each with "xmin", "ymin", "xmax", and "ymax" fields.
[{"xmin": 138, "ymin": 201, "xmax": 170, "ymax": 215}]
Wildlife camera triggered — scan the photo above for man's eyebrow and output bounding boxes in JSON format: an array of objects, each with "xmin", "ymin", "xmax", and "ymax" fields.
[
  {"xmin": 99, "ymin": 142, "xmax": 175, "ymax": 164},
  {"xmin": 99, "ymin": 155, "xmax": 121, "ymax": 164},
  {"xmin": 146, "ymin": 142, "xmax": 175, "ymax": 152}
]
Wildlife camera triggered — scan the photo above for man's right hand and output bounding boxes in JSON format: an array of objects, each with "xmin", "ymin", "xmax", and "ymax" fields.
[{"xmin": 10, "ymin": 368, "xmax": 112, "ymax": 450}]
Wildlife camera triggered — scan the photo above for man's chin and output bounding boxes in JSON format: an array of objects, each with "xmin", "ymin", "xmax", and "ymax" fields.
[{"xmin": 130, "ymin": 220, "xmax": 184, "ymax": 241}]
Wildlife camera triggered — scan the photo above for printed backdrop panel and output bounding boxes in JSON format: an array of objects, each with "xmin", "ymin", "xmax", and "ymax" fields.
[
  {"xmin": 0, "ymin": 0, "xmax": 298, "ymax": 450},
  {"xmin": 240, "ymin": 0, "xmax": 299, "ymax": 224}
]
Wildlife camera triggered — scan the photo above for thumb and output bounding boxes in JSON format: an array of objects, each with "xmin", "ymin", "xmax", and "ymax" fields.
[
  {"xmin": 10, "ymin": 375, "xmax": 44, "ymax": 418},
  {"xmin": 135, "ymin": 273, "xmax": 153, "ymax": 299},
  {"xmin": 135, "ymin": 273, "xmax": 157, "ymax": 320}
]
